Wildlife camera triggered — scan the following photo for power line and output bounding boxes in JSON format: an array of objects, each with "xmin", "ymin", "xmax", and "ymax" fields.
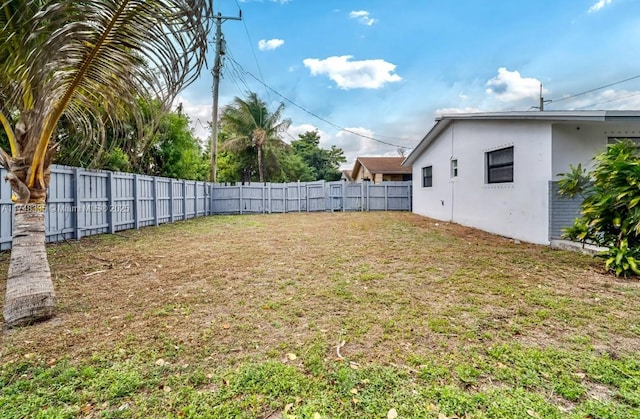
[
  {"xmin": 226, "ymin": 55, "xmax": 412, "ymax": 149},
  {"xmin": 225, "ymin": 47, "xmax": 252, "ymax": 94},
  {"xmin": 233, "ymin": 0, "xmax": 266, "ymax": 85},
  {"xmin": 576, "ymin": 92, "xmax": 640, "ymax": 110},
  {"xmin": 549, "ymin": 74, "xmax": 640, "ymax": 105}
]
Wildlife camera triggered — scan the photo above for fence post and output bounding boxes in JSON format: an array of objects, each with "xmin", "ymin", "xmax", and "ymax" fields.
[
  {"xmin": 169, "ymin": 179, "xmax": 175, "ymax": 223},
  {"xmin": 306, "ymin": 184, "xmax": 309, "ymax": 212},
  {"xmin": 239, "ymin": 184, "xmax": 243, "ymax": 215},
  {"xmin": 342, "ymin": 182, "xmax": 347, "ymax": 212},
  {"xmin": 194, "ymin": 181, "xmax": 198, "ymax": 217},
  {"xmin": 322, "ymin": 181, "xmax": 327, "ymax": 212},
  {"xmin": 73, "ymin": 167, "xmax": 83, "ymax": 239},
  {"xmin": 133, "ymin": 174, "xmax": 140, "ymax": 230},
  {"xmin": 284, "ymin": 184, "xmax": 288, "ymax": 213},
  {"xmin": 153, "ymin": 177, "xmax": 159, "ymax": 226},
  {"xmin": 366, "ymin": 181, "xmax": 371, "ymax": 212},
  {"xmin": 207, "ymin": 183, "xmax": 211, "ymax": 215},
  {"xmin": 107, "ymin": 172, "xmax": 116, "ymax": 234},
  {"xmin": 182, "ymin": 180, "xmax": 188, "ymax": 220},
  {"xmin": 385, "ymin": 184, "xmax": 388, "ymax": 211},
  {"xmin": 209, "ymin": 183, "xmax": 216, "ymax": 215}
]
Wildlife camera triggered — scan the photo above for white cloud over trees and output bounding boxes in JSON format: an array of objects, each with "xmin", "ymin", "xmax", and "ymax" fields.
[{"xmin": 303, "ymin": 55, "xmax": 401, "ymax": 89}]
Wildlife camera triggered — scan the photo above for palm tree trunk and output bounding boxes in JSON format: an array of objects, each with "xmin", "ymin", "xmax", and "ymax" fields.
[
  {"xmin": 3, "ymin": 204, "xmax": 56, "ymax": 327},
  {"xmin": 257, "ymin": 145, "xmax": 264, "ymax": 183}
]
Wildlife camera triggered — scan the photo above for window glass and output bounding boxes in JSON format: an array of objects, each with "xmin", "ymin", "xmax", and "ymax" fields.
[
  {"xmin": 422, "ymin": 166, "xmax": 433, "ymax": 187},
  {"xmin": 487, "ymin": 147, "xmax": 513, "ymax": 183}
]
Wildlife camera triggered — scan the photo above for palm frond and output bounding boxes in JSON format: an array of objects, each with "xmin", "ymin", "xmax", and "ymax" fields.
[{"xmin": 0, "ymin": 0, "xmax": 212, "ymax": 190}]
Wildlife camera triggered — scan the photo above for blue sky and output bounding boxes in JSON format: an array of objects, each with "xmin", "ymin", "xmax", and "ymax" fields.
[{"xmin": 178, "ymin": 0, "xmax": 640, "ymax": 168}]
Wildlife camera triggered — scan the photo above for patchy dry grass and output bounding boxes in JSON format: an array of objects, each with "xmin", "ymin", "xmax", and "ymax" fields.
[{"xmin": 1, "ymin": 212, "xmax": 639, "ymax": 418}]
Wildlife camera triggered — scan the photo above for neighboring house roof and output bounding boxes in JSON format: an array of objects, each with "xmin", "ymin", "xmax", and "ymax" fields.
[
  {"xmin": 402, "ymin": 110, "xmax": 640, "ymax": 166},
  {"xmin": 353, "ymin": 157, "xmax": 413, "ymax": 178},
  {"xmin": 341, "ymin": 169, "xmax": 353, "ymax": 181}
]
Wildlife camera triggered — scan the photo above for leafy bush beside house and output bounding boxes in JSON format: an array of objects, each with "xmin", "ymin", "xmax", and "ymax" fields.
[{"xmin": 558, "ymin": 139, "xmax": 640, "ymax": 277}]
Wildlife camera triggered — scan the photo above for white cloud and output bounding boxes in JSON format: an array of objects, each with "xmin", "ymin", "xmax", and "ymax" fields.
[
  {"xmin": 349, "ymin": 10, "xmax": 376, "ymax": 26},
  {"xmin": 336, "ymin": 128, "xmax": 384, "ymax": 167},
  {"xmin": 286, "ymin": 124, "xmax": 331, "ymax": 146},
  {"xmin": 173, "ymin": 95, "xmax": 212, "ymax": 142},
  {"xmin": 589, "ymin": 0, "xmax": 612, "ymax": 13},
  {"xmin": 285, "ymin": 124, "xmax": 401, "ymax": 169},
  {"xmin": 485, "ymin": 67, "xmax": 544, "ymax": 102},
  {"xmin": 435, "ymin": 107, "xmax": 483, "ymax": 116},
  {"xmin": 258, "ymin": 38, "xmax": 284, "ymax": 51},
  {"xmin": 552, "ymin": 88, "xmax": 640, "ymax": 110},
  {"xmin": 303, "ymin": 55, "xmax": 401, "ymax": 90}
]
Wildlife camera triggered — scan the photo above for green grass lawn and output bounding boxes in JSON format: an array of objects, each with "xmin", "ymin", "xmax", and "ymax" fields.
[{"xmin": 0, "ymin": 212, "xmax": 639, "ymax": 418}]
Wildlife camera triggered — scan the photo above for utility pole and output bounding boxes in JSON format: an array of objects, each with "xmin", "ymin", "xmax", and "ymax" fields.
[
  {"xmin": 534, "ymin": 83, "xmax": 551, "ymax": 111},
  {"xmin": 210, "ymin": 11, "xmax": 241, "ymax": 182}
]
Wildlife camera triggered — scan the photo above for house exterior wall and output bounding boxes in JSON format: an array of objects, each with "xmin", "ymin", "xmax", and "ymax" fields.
[
  {"xmin": 411, "ymin": 124, "xmax": 455, "ymax": 221},
  {"xmin": 353, "ymin": 168, "xmax": 408, "ymax": 183},
  {"xmin": 353, "ymin": 166, "xmax": 372, "ymax": 182},
  {"xmin": 382, "ymin": 174, "xmax": 411, "ymax": 182},
  {"xmin": 548, "ymin": 121, "xmax": 640, "ymax": 238},
  {"xmin": 412, "ymin": 120, "xmax": 554, "ymax": 244},
  {"xmin": 551, "ymin": 124, "xmax": 607, "ymax": 178},
  {"xmin": 551, "ymin": 121, "xmax": 640, "ymax": 178}
]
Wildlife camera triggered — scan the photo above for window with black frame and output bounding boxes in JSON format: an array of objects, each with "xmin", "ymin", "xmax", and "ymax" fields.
[
  {"xmin": 486, "ymin": 146, "xmax": 513, "ymax": 183},
  {"xmin": 422, "ymin": 166, "xmax": 432, "ymax": 187}
]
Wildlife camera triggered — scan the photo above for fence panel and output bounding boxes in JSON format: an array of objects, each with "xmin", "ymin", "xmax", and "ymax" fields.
[
  {"xmin": 344, "ymin": 183, "xmax": 366, "ymax": 211},
  {"xmin": 45, "ymin": 167, "xmax": 75, "ymax": 243},
  {"xmin": 112, "ymin": 173, "xmax": 135, "ymax": 232},
  {"xmin": 156, "ymin": 178, "xmax": 172, "ymax": 225},
  {"xmin": 78, "ymin": 170, "xmax": 110, "ymax": 238},
  {"xmin": 212, "ymin": 185, "xmax": 240, "ymax": 214},
  {"xmin": 268, "ymin": 184, "xmax": 286, "ymax": 213}
]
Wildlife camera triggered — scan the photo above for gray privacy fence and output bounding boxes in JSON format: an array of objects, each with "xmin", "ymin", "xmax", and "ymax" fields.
[
  {"xmin": 0, "ymin": 165, "xmax": 412, "ymax": 250},
  {"xmin": 212, "ymin": 180, "xmax": 412, "ymax": 214}
]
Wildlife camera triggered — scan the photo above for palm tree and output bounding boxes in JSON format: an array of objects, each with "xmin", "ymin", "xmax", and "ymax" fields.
[
  {"xmin": 0, "ymin": 0, "xmax": 211, "ymax": 328},
  {"xmin": 220, "ymin": 92, "xmax": 291, "ymax": 183}
]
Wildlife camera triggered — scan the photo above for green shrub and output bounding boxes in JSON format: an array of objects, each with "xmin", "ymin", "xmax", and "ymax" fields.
[{"xmin": 558, "ymin": 140, "xmax": 640, "ymax": 277}]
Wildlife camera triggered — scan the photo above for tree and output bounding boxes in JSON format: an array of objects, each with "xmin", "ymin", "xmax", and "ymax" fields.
[
  {"xmin": 0, "ymin": 0, "xmax": 211, "ymax": 327},
  {"xmin": 150, "ymin": 111, "xmax": 208, "ymax": 181},
  {"xmin": 291, "ymin": 130, "xmax": 346, "ymax": 181},
  {"xmin": 558, "ymin": 140, "xmax": 640, "ymax": 277},
  {"xmin": 220, "ymin": 92, "xmax": 291, "ymax": 183}
]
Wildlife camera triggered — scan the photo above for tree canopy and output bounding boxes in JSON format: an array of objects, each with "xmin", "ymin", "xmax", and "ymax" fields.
[{"xmin": 217, "ymin": 93, "xmax": 347, "ymax": 184}]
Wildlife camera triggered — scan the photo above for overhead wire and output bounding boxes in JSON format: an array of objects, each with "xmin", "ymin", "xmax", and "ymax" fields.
[
  {"xmin": 224, "ymin": 47, "xmax": 252, "ymax": 95},
  {"xmin": 226, "ymin": 55, "xmax": 413, "ymax": 149},
  {"xmin": 576, "ymin": 92, "xmax": 640, "ymax": 110},
  {"xmin": 548, "ymin": 73, "xmax": 640, "ymax": 105},
  {"xmin": 219, "ymin": 0, "xmax": 413, "ymax": 149},
  {"xmin": 232, "ymin": 0, "xmax": 271, "ymax": 100}
]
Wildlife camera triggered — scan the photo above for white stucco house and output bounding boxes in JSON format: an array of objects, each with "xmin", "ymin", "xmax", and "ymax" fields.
[{"xmin": 402, "ymin": 111, "xmax": 640, "ymax": 245}]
